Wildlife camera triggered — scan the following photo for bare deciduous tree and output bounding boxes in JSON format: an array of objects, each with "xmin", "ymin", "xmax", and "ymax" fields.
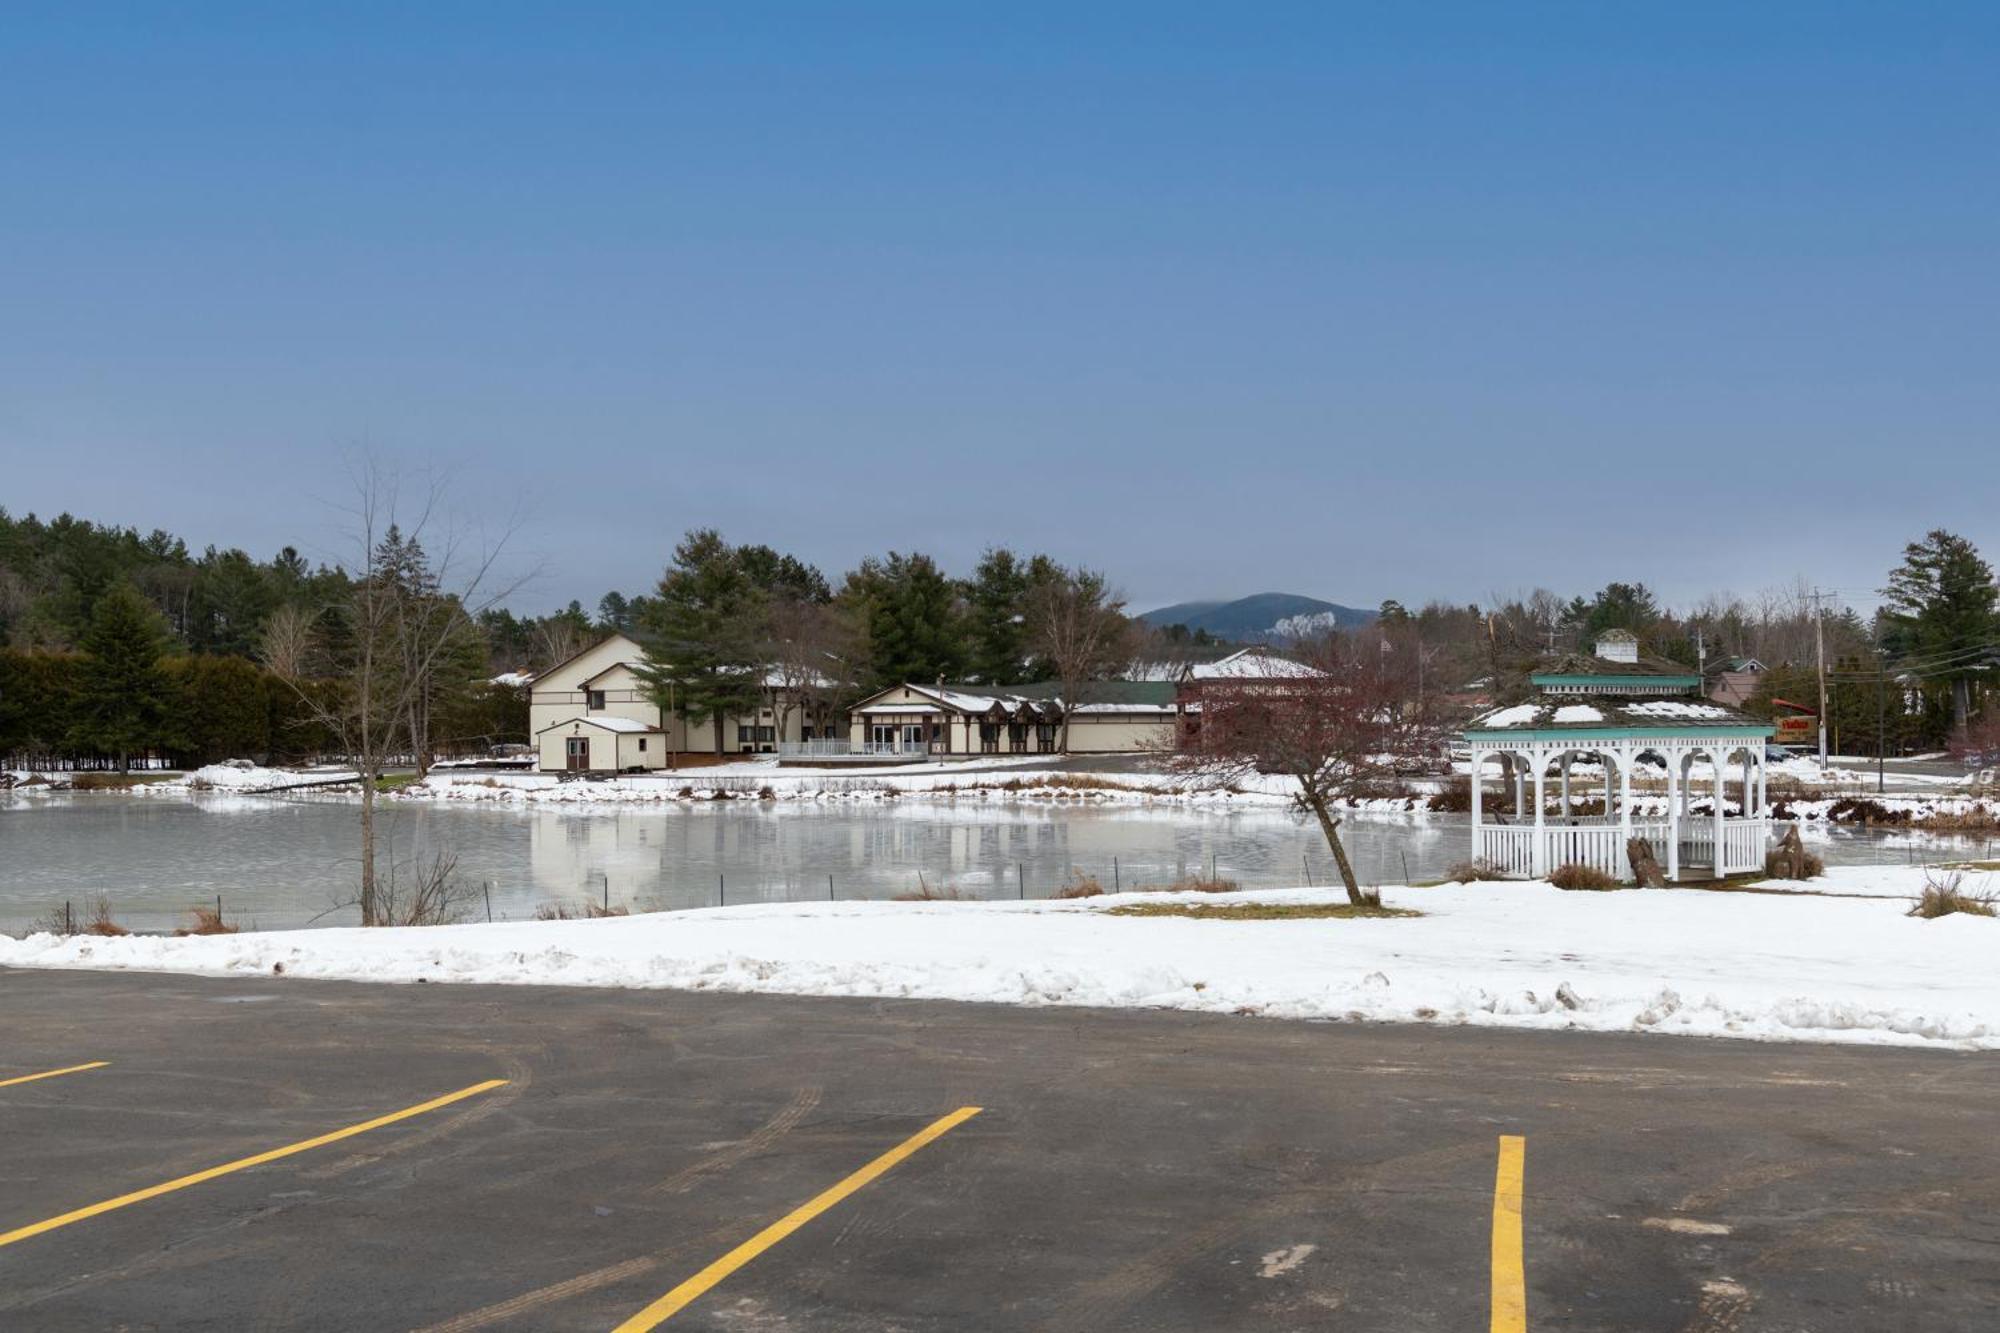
[
  {"xmin": 1179, "ymin": 640, "xmax": 1412, "ymax": 905},
  {"xmin": 257, "ymin": 602, "xmax": 320, "ymax": 680},
  {"xmin": 282, "ymin": 464, "xmax": 523, "ymax": 925},
  {"xmin": 763, "ymin": 597, "xmax": 862, "ymax": 744},
  {"xmin": 1024, "ymin": 566, "xmax": 1133, "ymax": 752}
]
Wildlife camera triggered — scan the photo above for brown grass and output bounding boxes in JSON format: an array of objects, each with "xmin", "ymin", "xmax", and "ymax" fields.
[
  {"xmin": 1106, "ymin": 902, "xmax": 1418, "ymax": 921},
  {"xmin": 1444, "ymin": 859, "xmax": 1507, "ymax": 884},
  {"xmin": 533, "ymin": 901, "xmax": 631, "ymax": 920},
  {"xmin": 1762, "ymin": 846, "xmax": 1826, "ymax": 880},
  {"xmin": 986, "ymin": 773, "xmax": 1145, "ymax": 794},
  {"xmin": 82, "ymin": 896, "xmax": 129, "ymax": 936},
  {"xmin": 1908, "ymin": 869, "xmax": 1997, "ymax": 920},
  {"xmin": 1054, "ymin": 872, "xmax": 1106, "ymax": 899},
  {"xmin": 1426, "ymin": 775, "xmax": 1472, "ymax": 813},
  {"xmin": 891, "ymin": 874, "xmax": 972, "ymax": 901},
  {"xmin": 175, "ymin": 904, "xmax": 239, "ymax": 936},
  {"xmin": 1135, "ymin": 875, "xmax": 1242, "ymax": 895},
  {"xmin": 1548, "ymin": 862, "xmax": 1620, "ymax": 891}
]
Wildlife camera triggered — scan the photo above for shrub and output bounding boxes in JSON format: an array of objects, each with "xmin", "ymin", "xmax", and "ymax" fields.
[
  {"xmin": 1548, "ymin": 862, "xmax": 1619, "ymax": 891},
  {"xmin": 1426, "ymin": 776, "xmax": 1472, "ymax": 813},
  {"xmin": 891, "ymin": 875, "xmax": 970, "ymax": 901},
  {"xmin": 1768, "ymin": 844, "xmax": 1832, "ymax": 876},
  {"xmin": 175, "ymin": 903, "xmax": 239, "ymax": 936},
  {"xmin": 1444, "ymin": 859, "xmax": 1507, "ymax": 884},
  {"xmin": 1908, "ymin": 869, "xmax": 1997, "ymax": 920},
  {"xmin": 82, "ymin": 895, "xmax": 129, "ymax": 936},
  {"xmin": 534, "ymin": 901, "xmax": 631, "ymax": 920},
  {"xmin": 1054, "ymin": 873, "xmax": 1106, "ymax": 899}
]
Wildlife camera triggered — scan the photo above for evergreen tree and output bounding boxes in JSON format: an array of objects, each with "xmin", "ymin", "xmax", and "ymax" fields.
[
  {"xmin": 634, "ymin": 530, "xmax": 768, "ymax": 754},
  {"xmin": 71, "ymin": 582, "xmax": 172, "ymax": 770},
  {"xmin": 1881, "ymin": 529, "xmax": 2000, "ymax": 733},
  {"xmin": 965, "ymin": 548, "xmax": 1029, "ymax": 683},
  {"xmin": 863, "ymin": 552, "xmax": 964, "ymax": 687}
]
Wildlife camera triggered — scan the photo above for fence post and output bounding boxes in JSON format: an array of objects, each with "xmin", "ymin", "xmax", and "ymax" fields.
[
  {"xmin": 1303, "ymin": 855, "xmax": 1312, "ymax": 887},
  {"xmin": 719, "ymin": 872, "xmax": 725, "ymax": 907},
  {"xmin": 829, "ymin": 873, "xmax": 835, "ymax": 901},
  {"xmin": 483, "ymin": 882, "xmax": 493, "ymax": 923},
  {"xmin": 1018, "ymin": 863, "xmax": 1025, "ymax": 899},
  {"xmin": 1113, "ymin": 857, "xmax": 1120, "ymax": 893}
]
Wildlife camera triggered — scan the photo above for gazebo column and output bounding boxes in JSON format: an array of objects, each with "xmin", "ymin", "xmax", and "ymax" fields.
[
  {"xmin": 1617, "ymin": 743, "xmax": 1634, "ymax": 842},
  {"xmin": 1469, "ymin": 748, "xmax": 1485, "ymax": 862},
  {"xmin": 1664, "ymin": 755, "xmax": 1681, "ymax": 882},
  {"xmin": 1531, "ymin": 748, "xmax": 1548, "ymax": 877},
  {"xmin": 1711, "ymin": 749, "xmax": 1727, "ymax": 878},
  {"xmin": 1559, "ymin": 753, "xmax": 1572, "ymax": 818},
  {"xmin": 1512, "ymin": 756, "xmax": 1526, "ymax": 819}
]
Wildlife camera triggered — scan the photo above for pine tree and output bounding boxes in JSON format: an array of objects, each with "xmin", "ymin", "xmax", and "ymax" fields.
[
  {"xmin": 634, "ymin": 530, "xmax": 768, "ymax": 755},
  {"xmin": 864, "ymin": 553, "xmax": 964, "ymax": 687},
  {"xmin": 71, "ymin": 582, "xmax": 172, "ymax": 770},
  {"xmin": 1881, "ymin": 530, "xmax": 2000, "ymax": 733},
  {"xmin": 965, "ymin": 548, "xmax": 1029, "ymax": 684}
]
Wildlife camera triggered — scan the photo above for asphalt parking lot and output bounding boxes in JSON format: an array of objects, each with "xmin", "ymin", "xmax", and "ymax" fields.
[{"xmin": 1, "ymin": 969, "xmax": 1995, "ymax": 1331}]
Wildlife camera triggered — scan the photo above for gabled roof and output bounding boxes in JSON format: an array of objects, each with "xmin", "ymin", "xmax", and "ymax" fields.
[
  {"xmin": 851, "ymin": 679, "xmax": 1178, "ymax": 716},
  {"xmin": 1180, "ymin": 648, "xmax": 1323, "ymax": 681},
  {"xmin": 534, "ymin": 714, "xmax": 662, "ymax": 735},
  {"xmin": 1530, "ymin": 650, "xmax": 1699, "ymax": 682}
]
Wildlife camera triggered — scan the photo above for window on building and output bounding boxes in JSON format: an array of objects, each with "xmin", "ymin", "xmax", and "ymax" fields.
[
  {"xmin": 586, "ymin": 690, "xmax": 606, "ymax": 710},
  {"xmin": 638, "ymin": 738, "xmax": 647, "ymax": 752}
]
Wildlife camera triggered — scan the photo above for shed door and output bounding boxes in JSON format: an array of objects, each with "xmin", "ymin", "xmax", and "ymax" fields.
[{"xmin": 566, "ymin": 736, "xmax": 590, "ymax": 771}]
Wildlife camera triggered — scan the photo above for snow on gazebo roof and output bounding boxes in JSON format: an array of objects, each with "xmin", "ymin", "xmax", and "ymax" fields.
[{"xmin": 1464, "ymin": 697, "xmax": 1772, "ymax": 739}]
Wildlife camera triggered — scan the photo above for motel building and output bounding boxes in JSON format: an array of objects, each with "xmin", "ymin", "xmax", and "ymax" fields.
[{"xmin": 527, "ymin": 633, "xmax": 829, "ymax": 772}]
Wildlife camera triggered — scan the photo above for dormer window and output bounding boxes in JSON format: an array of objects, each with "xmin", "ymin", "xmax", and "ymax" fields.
[{"xmin": 586, "ymin": 690, "xmax": 606, "ymax": 711}]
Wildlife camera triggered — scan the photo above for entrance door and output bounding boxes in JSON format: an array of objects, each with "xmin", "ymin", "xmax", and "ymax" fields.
[
  {"xmin": 566, "ymin": 736, "xmax": 590, "ymax": 771},
  {"xmin": 901, "ymin": 724, "xmax": 924, "ymax": 754}
]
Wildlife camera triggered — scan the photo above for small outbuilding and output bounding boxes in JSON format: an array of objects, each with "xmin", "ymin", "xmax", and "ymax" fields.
[{"xmin": 1461, "ymin": 631, "xmax": 1776, "ymax": 882}]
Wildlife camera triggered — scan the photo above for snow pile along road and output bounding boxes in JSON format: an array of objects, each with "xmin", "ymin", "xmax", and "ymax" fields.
[{"xmin": 4, "ymin": 868, "xmax": 1995, "ymax": 1050}]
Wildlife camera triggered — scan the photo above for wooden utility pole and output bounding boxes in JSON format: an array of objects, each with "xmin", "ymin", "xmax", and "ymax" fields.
[{"xmin": 1811, "ymin": 589, "xmax": 1829, "ymax": 768}]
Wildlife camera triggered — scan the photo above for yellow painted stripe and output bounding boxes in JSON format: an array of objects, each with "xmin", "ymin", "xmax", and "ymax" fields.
[
  {"xmin": 1491, "ymin": 1134, "xmax": 1527, "ymax": 1333},
  {"xmin": 0, "ymin": 1079, "xmax": 507, "ymax": 1249},
  {"xmin": 611, "ymin": 1106, "xmax": 983, "ymax": 1331},
  {"xmin": 0, "ymin": 1060, "xmax": 109, "ymax": 1089}
]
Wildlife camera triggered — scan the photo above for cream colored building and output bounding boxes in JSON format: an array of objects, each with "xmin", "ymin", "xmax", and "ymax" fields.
[
  {"xmin": 830, "ymin": 680, "xmax": 1176, "ymax": 760},
  {"xmin": 529, "ymin": 633, "xmax": 833, "ymax": 771}
]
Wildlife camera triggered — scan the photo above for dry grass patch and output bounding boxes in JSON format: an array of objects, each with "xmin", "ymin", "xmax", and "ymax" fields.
[
  {"xmin": 1548, "ymin": 863, "xmax": 1620, "ymax": 892},
  {"xmin": 175, "ymin": 903, "xmax": 238, "ymax": 936},
  {"xmin": 1908, "ymin": 869, "xmax": 1997, "ymax": 920},
  {"xmin": 533, "ymin": 901, "xmax": 631, "ymax": 920},
  {"xmin": 1106, "ymin": 901, "xmax": 1417, "ymax": 921},
  {"xmin": 1054, "ymin": 872, "xmax": 1106, "ymax": 899},
  {"xmin": 1444, "ymin": 859, "xmax": 1508, "ymax": 884},
  {"xmin": 1135, "ymin": 874, "xmax": 1242, "ymax": 895},
  {"xmin": 892, "ymin": 875, "xmax": 972, "ymax": 902}
]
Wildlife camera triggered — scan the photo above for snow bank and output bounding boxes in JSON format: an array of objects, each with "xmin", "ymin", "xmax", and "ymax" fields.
[
  {"xmin": 4, "ymin": 869, "xmax": 1994, "ymax": 1050},
  {"xmin": 172, "ymin": 763, "xmax": 357, "ymax": 792}
]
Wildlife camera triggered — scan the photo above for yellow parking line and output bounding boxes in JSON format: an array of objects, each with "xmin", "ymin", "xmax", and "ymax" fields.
[
  {"xmin": 1491, "ymin": 1134, "xmax": 1527, "ymax": 1333},
  {"xmin": 0, "ymin": 1060, "xmax": 109, "ymax": 1089},
  {"xmin": 0, "ymin": 1078, "xmax": 507, "ymax": 1249},
  {"xmin": 610, "ymin": 1106, "xmax": 983, "ymax": 1331}
]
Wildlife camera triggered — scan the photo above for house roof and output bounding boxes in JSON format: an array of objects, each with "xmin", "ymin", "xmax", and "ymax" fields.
[
  {"xmin": 852, "ymin": 680, "xmax": 1178, "ymax": 716},
  {"xmin": 1530, "ymin": 650, "xmax": 1700, "ymax": 682},
  {"xmin": 533, "ymin": 715, "xmax": 661, "ymax": 735},
  {"xmin": 1182, "ymin": 648, "xmax": 1323, "ymax": 681}
]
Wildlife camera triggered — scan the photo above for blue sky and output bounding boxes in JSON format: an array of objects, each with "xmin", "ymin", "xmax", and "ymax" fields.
[{"xmin": 3, "ymin": 3, "xmax": 1994, "ymax": 616}]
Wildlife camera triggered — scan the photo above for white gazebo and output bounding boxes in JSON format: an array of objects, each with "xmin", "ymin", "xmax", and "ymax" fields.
[{"xmin": 1461, "ymin": 631, "xmax": 1776, "ymax": 882}]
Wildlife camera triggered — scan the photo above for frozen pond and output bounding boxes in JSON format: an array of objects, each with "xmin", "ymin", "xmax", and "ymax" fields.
[{"xmin": 2, "ymin": 793, "xmax": 1990, "ymax": 934}]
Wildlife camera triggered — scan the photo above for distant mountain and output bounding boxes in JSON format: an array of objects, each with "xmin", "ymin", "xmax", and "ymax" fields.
[{"xmin": 1138, "ymin": 592, "xmax": 1376, "ymax": 643}]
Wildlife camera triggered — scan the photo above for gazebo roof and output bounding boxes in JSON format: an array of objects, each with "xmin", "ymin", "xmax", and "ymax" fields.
[{"xmin": 1464, "ymin": 696, "xmax": 1773, "ymax": 740}]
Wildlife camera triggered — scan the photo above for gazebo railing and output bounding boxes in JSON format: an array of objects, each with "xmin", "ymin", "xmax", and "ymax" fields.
[{"xmin": 1477, "ymin": 816, "xmax": 1770, "ymax": 881}]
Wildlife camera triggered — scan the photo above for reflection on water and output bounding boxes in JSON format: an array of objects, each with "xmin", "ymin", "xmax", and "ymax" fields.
[{"xmin": 2, "ymin": 793, "xmax": 1990, "ymax": 933}]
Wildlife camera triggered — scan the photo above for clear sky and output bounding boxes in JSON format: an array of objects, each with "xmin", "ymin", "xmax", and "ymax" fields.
[{"xmin": 3, "ymin": 3, "xmax": 1995, "ymax": 617}]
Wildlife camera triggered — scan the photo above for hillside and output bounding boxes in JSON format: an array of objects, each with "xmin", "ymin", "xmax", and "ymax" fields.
[{"xmin": 1139, "ymin": 592, "xmax": 1375, "ymax": 643}]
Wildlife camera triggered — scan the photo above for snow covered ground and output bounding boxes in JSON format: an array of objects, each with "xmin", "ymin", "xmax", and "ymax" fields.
[{"xmin": 3, "ymin": 864, "xmax": 1993, "ymax": 1051}]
